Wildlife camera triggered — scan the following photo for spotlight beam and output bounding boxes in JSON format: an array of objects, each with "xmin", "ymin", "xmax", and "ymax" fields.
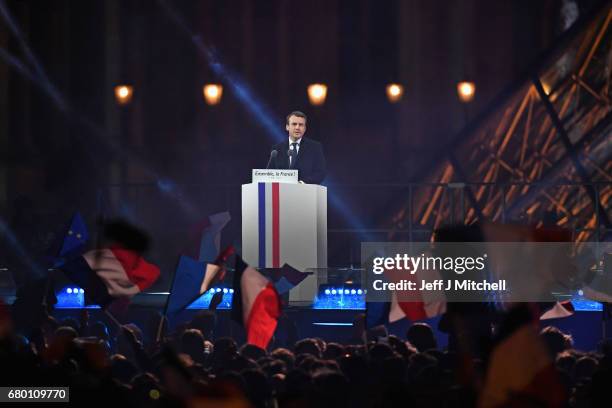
[
  {"xmin": 0, "ymin": 8, "xmax": 201, "ymax": 218},
  {"xmin": 0, "ymin": 0, "xmax": 67, "ymax": 111},
  {"xmin": 156, "ymin": 0, "xmax": 285, "ymax": 143}
]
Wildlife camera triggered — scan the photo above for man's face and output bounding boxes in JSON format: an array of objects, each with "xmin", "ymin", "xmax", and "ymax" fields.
[{"xmin": 286, "ymin": 115, "xmax": 306, "ymax": 141}]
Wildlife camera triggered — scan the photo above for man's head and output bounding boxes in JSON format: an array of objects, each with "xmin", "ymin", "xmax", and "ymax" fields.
[{"xmin": 286, "ymin": 111, "xmax": 307, "ymax": 142}]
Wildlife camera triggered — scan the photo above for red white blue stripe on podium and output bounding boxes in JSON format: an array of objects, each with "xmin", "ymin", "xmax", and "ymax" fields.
[{"xmin": 258, "ymin": 182, "xmax": 281, "ymax": 269}]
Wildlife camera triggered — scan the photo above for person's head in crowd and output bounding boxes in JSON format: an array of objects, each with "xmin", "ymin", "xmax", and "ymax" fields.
[
  {"xmin": 177, "ymin": 352, "xmax": 194, "ymax": 367},
  {"xmin": 227, "ymin": 354, "xmax": 258, "ymax": 373},
  {"xmin": 311, "ymin": 371, "xmax": 349, "ymax": 408},
  {"xmin": 203, "ymin": 339, "xmax": 213, "ymax": 354},
  {"xmin": 190, "ymin": 311, "xmax": 216, "ymax": 340},
  {"xmin": 338, "ymin": 353, "xmax": 368, "ymax": 384},
  {"xmin": 283, "ymin": 369, "xmax": 313, "ymax": 397},
  {"xmin": 110, "ymin": 354, "xmax": 139, "ymax": 384},
  {"xmin": 186, "ymin": 362, "xmax": 208, "ymax": 381},
  {"xmin": 366, "ymin": 325, "xmax": 388, "ymax": 342},
  {"xmin": 406, "ymin": 322, "xmax": 437, "ymax": 351},
  {"xmin": 180, "ymin": 328, "xmax": 206, "ymax": 364},
  {"xmin": 574, "ymin": 356, "xmax": 598, "ymax": 381},
  {"xmin": 60, "ymin": 317, "xmax": 80, "ymax": 332},
  {"xmin": 72, "ymin": 336, "xmax": 111, "ymax": 373},
  {"xmin": 313, "ymin": 338, "xmax": 325, "ymax": 353},
  {"xmin": 123, "ymin": 323, "xmax": 143, "ymax": 344},
  {"xmin": 408, "ymin": 352, "xmax": 439, "ymax": 380},
  {"xmin": 344, "ymin": 344, "xmax": 366, "ymax": 356},
  {"xmin": 387, "ymin": 335, "xmax": 415, "ymax": 359},
  {"xmin": 116, "ymin": 325, "xmax": 142, "ymax": 361},
  {"xmin": 270, "ymin": 373, "xmax": 286, "ymax": 394},
  {"xmin": 54, "ymin": 325, "xmax": 78, "ymax": 343},
  {"xmin": 271, "ymin": 348, "xmax": 295, "ymax": 369},
  {"xmin": 88, "ymin": 321, "xmax": 110, "ymax": 344},
  {"xmin": 212, "ymin": 337, "xmax": 238, "ymax": 368},
  {"xmin": 556, "ymin": 351, "xmax": 577, "ymax": 374},
  {"xmin": 257, "ymin": 356, "xmax": 272, "ymax": 367},
  {"xmin": 322, "ymin": 342, "xmax": 345, "ymax": 360},
  {"xmin": 369, "ymin": 342, "xmax": 396, "ymax": 361},
  {"xmin": 239, "ymin": 343, "xmax": 267, "ymax": 361},
  {"xmin": 241, "ymin": 369, "xmax": 272, "ymax": 408},
  {"xmin": 540, "ymin": 326, "xmax": 573, "ymax": 356},
  {"xmin": 294, "ymin": 338, "xmax": 322, "ymax": 358},
  {"xmin": 295, "ymin": 354, "xmax": 317, "ymax": 371},
  {"xmin": 261, "ymin": 359, "xmax": 287, "ymax": 377},
  {"xmin": 424, "ymin": 348, "xmax": 444, "ymax": 362},
  {"xmin": 320, "ymin": 359, "xmax": 340, "ymax": 373},
  {"xmin": 309, "ymin": 359, "xmax": 330, "ymax": 374}
]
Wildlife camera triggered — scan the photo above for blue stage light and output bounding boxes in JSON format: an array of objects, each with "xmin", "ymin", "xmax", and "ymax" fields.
[
  {"xmin": 55, "ymin": 286, "xmax": 99, "ymax": 309},
  {"xmin": 313, "ymin": 284, "xmax": 366, "ymax": 310},
  {"xmin": 187, "ymin": 286, "xmax": 233, "ymax": 309}
]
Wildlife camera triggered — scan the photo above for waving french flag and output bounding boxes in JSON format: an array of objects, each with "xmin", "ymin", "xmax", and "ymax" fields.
[
  {"xmin": 231, "ymin": 256, "xmax": 281, "ymax": 349},
  {"xmin": 166, "ymin": 246, "xmax": 235, "ymax": 316},
  {"xmin": 60, "ymin": 246, "xmax": 160, "ymax": 308}
]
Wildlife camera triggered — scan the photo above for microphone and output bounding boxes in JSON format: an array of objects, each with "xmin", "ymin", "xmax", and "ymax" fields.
[
  {"xmin": 287, "ymin": 144, "xmax": 298, "ymax": 168},
  {"xmin": 266, "ymin": 150, "xmax": 278, "ymax": 169},
  {"xmin": 288, "ymin": 143, "xmax": 297, "ymax": 158}
]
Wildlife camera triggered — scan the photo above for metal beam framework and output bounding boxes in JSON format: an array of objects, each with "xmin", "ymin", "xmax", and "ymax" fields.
[{"xmin": 390, "ymin": 4, "xmax": 612, "ymax": 242}]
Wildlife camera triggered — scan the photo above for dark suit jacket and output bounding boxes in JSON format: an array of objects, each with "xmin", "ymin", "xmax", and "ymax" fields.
[{"xmin": 270, "ymin": 138, "xmax": 327, "ymax": 184}]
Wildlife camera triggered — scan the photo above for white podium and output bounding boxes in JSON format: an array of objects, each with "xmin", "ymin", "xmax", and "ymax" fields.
[{"xmin": 242, "ymin": 180, "xmax": 327, "ymax": 303}]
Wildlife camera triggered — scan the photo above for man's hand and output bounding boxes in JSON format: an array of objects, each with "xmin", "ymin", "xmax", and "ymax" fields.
[
  {"xmin": 209, "ymin": 291, "xmax": 224, "ymax": 311},
  {"xmin": 121, "ymin": 325, "xmax": 140, "ymax": 346}
]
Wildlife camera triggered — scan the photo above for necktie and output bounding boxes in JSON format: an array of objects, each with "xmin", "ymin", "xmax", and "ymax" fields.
[{"xmin": 289, "ymin": 142, "xmax": 298, "ymax": 168}]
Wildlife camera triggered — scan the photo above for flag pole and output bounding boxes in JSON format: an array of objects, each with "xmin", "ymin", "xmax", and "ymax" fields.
[
  {"xmin": 104, "ymin": 308, "xmax": 123, "ymax": 330},
  {"xmin": 156, "ymin": 256, "xmax": 180, "ymax": 343}
]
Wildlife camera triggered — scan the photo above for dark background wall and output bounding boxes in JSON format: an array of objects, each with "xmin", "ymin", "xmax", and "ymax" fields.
[{"xmin": 0, "ymin": 0, "xmax": 590, "ymax": 287}]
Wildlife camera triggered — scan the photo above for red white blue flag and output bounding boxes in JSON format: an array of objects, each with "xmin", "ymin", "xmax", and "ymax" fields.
[{"xmin": 231, "ymin": 256, "xmax": 281, "ymax": 349}]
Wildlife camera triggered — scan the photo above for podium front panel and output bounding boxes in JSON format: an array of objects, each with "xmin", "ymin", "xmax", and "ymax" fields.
[{"xmin": 242, "ymin": 183, "xmax": 327, "ymax": 303}]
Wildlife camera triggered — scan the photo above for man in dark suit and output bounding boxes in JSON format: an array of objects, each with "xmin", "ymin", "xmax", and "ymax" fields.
[{"xmin": 269, "ymin": 111, "xmax": 327, "ymax": 184}]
